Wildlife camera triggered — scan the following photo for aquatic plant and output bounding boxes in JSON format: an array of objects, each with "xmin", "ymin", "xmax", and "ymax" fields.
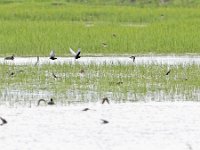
[{"xmin": 0, "ymin": 63, "xmax": 199, "ymax": 106}]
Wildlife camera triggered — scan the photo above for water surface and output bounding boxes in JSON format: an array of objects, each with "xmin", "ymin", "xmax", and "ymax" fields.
[
  {"xmin": 0, "ymin": 102, "xmax": 199, "ymax": 150},
  {"xmin": 1, "ymin": 55, "xmax": 200, "ymax": 65}
]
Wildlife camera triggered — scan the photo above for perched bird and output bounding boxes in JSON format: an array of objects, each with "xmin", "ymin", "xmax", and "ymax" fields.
[
  {"xmin": 69, "ymin": 48, "xmax": 81, "ymax": 59},
  {"xmin": 130, "ymin": 56, "xmax": 136, "ymax": 62},
  {"xmin": 82, "ymin": 108, "xmax": 90, "ymax": 111},
  {"xmin": 0, "ymin": 117, "xmax": 7, "ymax": 126},
  {"xmin": 101, "ymin": 119, "xmax": 109, "ymax": 124},
  {"xmin": 47, "ymin": 98, "xmax": 55, "ymax": 105},
  {"xmin": 49, "ymin": 50, "xmax": 57, "ymax": 60},
  {"xmin": 4, "ymin": 54, "xmax": 14, "ymax": 60},
  {"xmin": 102, "ymin": 97, "xmax": 110, "ymax": 104},
  {"xmin": 166, "ymin": 70, "xmax": 171, "ymax": 75}
]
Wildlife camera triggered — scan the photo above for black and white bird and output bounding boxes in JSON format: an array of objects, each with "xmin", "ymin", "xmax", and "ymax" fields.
[
  {"xmin": 69, "ymin": 48, "xmax": 81, "ymax": 59},
  {"xmin": 101, "ymin": 119, "xmax": 109, "ymax": 124},
  {"xmin": 0, "ymin": 117, "xmax": 7, "ymax": 126},
  {"xmin": 47, "ymin": 98, "xmax": 55, "ymax": 105},
  {"xmin": 5, "ymin": 54, "xmax": 14, "ymax": 60},
  {"xmin": 49, "ymin": 50, "xmax": 57, "ymax": 60},
  {"xmin": 130, "ymin": 56, "xmax": 136, "ymax": 62}
]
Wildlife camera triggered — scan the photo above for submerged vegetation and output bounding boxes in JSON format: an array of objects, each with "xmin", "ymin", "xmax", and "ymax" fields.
[
  {"xmin": 0, "ymin": 63, "xmax": 199, "ymax": 106},
  {"xmin": 0, "ymin": 1, "xmax": 200, "ymax": 56}
]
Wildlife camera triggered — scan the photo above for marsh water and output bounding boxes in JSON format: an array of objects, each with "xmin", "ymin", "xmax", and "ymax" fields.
[
  {"xmin": 1, "ymin": 102, "xmax": 200, "ymax": 150},
  {"xmin": 1, "ymin": 56, "xmax": 200, "ymax": 150},
  {"xmin": 0, "ymin": 55, "xmax": 200, "ymax": 106},
  {"xmin": 0, "ymin": 55, "xmax": 200, "ymax": 65}
]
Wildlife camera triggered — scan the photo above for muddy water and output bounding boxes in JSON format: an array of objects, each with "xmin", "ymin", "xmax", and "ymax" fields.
[{"xmin": 0, "ymin": 55, "xmax": 200, "ymax": 65}]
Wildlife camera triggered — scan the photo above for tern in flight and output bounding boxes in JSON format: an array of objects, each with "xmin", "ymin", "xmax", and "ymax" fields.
[
  {"xmin": 0, "ymin": 117, "xmax": 7, "ymax": 126},
  {"xmin": 69, "ymin": 48, "xmax": 81, "ymax": 59},
  {"xmin": 101, "ymin": 119, "xmax": 109, "ymax": 124},
  {"xmin": 130, "ymin": 56, "xmax": 136, "ymax": 62},
  {"xmin": 49, "ymin": 50, "xmax": 57, "ymax": 60},
  {"xmin": 102, "ymin": 97, "xmax": 110, "ymax": 104}
]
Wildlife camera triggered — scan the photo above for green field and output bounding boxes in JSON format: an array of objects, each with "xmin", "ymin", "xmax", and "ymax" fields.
[{"xmin": 0, "ymin": 0, "xmax": 200, "ymax": 56}]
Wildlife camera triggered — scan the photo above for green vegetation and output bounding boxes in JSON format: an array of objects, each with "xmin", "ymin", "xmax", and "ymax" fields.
[
  {"xmin": 0, "ymin": 63, "xmax": 199, "ymax": 104},
  {"xmin": 0, "ymin": 1, "xmax": 199, "ymax": 106},
  {"xmin": 1, "ymin": 0, "xmax": 200, "ymax": 7},
  {"xmin": 0, "ymin": 1, "xmax": 199, "ymax": 56}
]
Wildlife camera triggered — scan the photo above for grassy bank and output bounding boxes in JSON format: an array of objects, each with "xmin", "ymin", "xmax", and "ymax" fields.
[
  {"xmin": 0, "ymin": 63, "xmax": 199, "ymax": 105},
  {"xmin": 0, "ymin": 1, "xmax": 200, "ymax": 56}
]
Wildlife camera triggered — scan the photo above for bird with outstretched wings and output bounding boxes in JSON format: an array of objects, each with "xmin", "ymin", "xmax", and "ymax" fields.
[{"xmin": 69, "ymin": 48, "xmax": 81, "ymax": 59}]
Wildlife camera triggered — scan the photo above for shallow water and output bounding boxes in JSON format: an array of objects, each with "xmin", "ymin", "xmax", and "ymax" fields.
[
  {"xmin": 1, "ymin": 55, "xmax": 200, "ymax": 65},
  {"xmin": 0, "ymin": 102, "xmax": 200, "ymax": 150},
  {"xmin": 1, "ymin": 87, "xmax": 199, "ymax": 107}
]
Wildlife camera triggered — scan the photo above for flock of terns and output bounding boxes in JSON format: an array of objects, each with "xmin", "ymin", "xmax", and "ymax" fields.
[
  {"xmin": 0, "ymin": 48, "xmax": 114, "ymax": 126},
  {"xmin": 0, "ymin": 97, "xmax": 110, "ymax": 126},
  {"xmin": 0, "ymin": 49, "xmax": 172, "ymax": 126},
  {"xmin": 36, "ymin": 97, "xmax": 110, "ymax": 124},
  {"xmin": 3, "ymin": 48, "xmax": 136, "ymax": 64},
  {"xmin": 4, "ymin": 47, "xmax": 82, "ymax": 61}
]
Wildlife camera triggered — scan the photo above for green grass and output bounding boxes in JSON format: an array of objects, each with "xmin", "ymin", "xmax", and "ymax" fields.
[
  {"xmin": 1, "ymin": 0, "xmax": 200, "ymax": 7},
  {"xmin": 0, "ymin": 1, "xmax": 200, "ymax": 56},
  {"xmin": 0, "ymin": 63, "xmax": 199, "ymax": 104}
]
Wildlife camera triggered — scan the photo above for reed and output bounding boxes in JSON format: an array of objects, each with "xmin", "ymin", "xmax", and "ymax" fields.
[{"xmin": 0, "ymin": 63, "xmax": 199, "ymax": 104}]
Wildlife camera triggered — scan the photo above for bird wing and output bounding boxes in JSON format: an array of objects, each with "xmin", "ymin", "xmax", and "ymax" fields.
[
  {"xmin": 69, "ymin": 48, "xmax": 76, "ymax": 56},
  {"xmin": 76, "ymin": 48, "xmax": 81, "ymax": 56},
  {"xmin": 0, "ymin": 117, "xmax": 7, "ymax": 124},
  {"xmin": 76, "ymin": 48, "xmax": 81, "ymax": 54},
  {"xmin": 50, "ymin": 50, "xmax": 55, "ymax": 58}
]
